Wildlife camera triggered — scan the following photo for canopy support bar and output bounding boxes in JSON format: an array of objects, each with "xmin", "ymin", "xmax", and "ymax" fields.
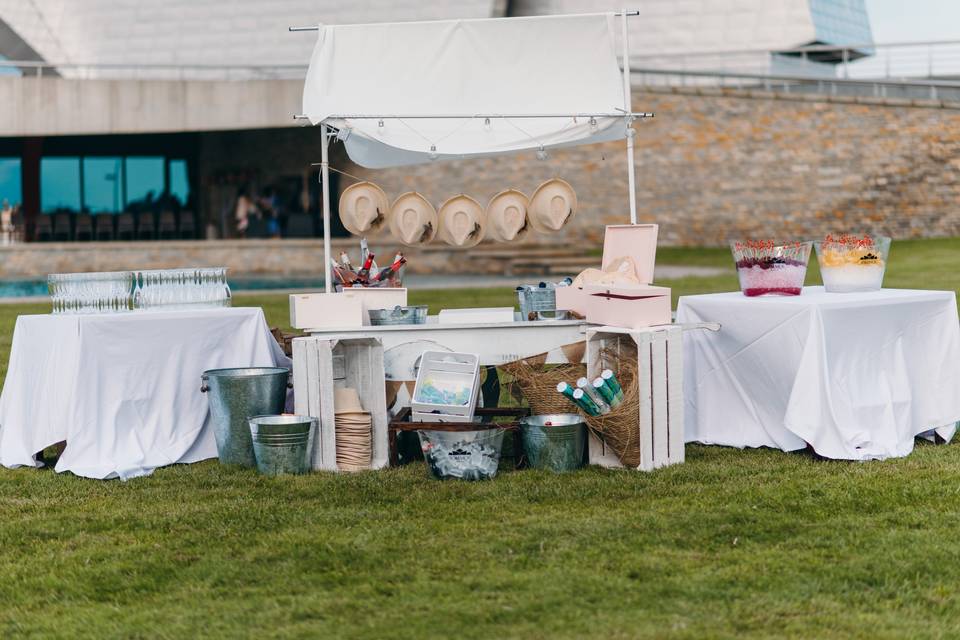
[
  {"xmin": 320, "ymin": 124, "xmax": 333, "ymax": 293},
  {"xmin": 294, "ymin": 112, "xmax": 653, "ymax": 120},
  {"xmin": 622, "ymin": 8, "xmax": 637, "ymax": 225}
]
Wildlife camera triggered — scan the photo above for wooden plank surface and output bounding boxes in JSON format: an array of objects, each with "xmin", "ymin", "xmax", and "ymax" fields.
[
  {"xmin": 650, "ymin": 331, "xmax": 669, "ymax": 468},
  {"xmin": 666, "ymin": 326, "xmax": 685, "ymax": 465},
  {"xmin": 634, "ymin": 332, "xmax": 655, "ymax": 472}
]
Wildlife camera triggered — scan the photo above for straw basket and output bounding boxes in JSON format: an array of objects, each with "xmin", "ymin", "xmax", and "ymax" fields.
[
  {"xmin": 584, "ymin": 346, "xmax": 642, "ymax": 468},
  {"xmin": 500, "ymin": 357, "xmax": 586, "ymax": 415}
]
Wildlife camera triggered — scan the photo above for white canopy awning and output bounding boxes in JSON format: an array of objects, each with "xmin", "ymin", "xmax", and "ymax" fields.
[{"xmin": 302, "ymin": 13, "xmax": 629, "ymax": 168}]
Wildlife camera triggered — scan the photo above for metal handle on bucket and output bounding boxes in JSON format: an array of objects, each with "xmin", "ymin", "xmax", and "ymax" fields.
[
  {"xmin": 200, "ymin": 374, "xmax": 209, "ymax": 393},
  {"xmin": 287, "ymin": 371, "xmax": 293, "ymax": 389}
]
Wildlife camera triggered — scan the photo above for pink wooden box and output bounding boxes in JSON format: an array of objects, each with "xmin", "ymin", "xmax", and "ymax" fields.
[{"xmin": 555, "ymin": 224, "xmax": 672, "ymax": 330}]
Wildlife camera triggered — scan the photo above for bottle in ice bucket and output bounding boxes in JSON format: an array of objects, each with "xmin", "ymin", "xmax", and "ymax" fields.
[
  {"xmin": 357, "ymin": 253, "xmax": 376, "ymax": 282},
  {"xmin": 375, "ymin": 252, "xmax": 406, "ymax": 283},
  {"xmin": 339, "ymin": 251, "xmax": 353, "ymax": 270},
  {"xmin": 331, "ymin": 259, "xmax": 359, "ymax": 286}
]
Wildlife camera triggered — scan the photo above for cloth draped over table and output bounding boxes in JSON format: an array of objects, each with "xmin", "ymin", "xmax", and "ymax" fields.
[
  {"xmin": 0, "ymin": 309, "xmax": 289, "ymax": 480},
  {"xmin": 677, "ymin": 288, "xmax": 960, "ymax": 460},
  {"xmin": 302, "ymin": 13, "xmax": 628, "ymax": 168}
]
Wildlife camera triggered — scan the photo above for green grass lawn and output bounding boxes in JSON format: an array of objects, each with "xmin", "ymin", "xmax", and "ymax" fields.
[{"xmin": 2, "ymin": 239, "xmax": 960, "ymax": 638}]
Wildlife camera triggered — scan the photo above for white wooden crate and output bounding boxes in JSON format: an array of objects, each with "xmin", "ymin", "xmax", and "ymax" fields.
[
  {"xmin": 292, "ymin": 336, "xmax": 389, "ymax": 472},
  {"xmin": 586, "ymin": 325, "xmax": 686, "ymax": 471}
]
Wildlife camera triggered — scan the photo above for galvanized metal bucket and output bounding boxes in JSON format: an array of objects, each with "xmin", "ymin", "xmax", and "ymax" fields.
[
  {"xmin": 517, "ymin": 287, "xmax": 556, "ymax": 321},
  {"xmin": 520, "ymin": 413, "xmax": 587, "ymax": 472},
  {"xmin": 249, "ymin": 415, "xmax": 316, "ymax": 476},
  {"xmin": 368, "ymin": 305, "xmax": 428, "ymax": 326},
  {"xmin": 201, "ymin": 367, "xmax": 290, "ymax": 467}
]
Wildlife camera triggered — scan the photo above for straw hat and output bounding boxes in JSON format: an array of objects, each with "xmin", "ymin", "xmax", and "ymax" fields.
[
  {"xmin": 334, "ymin": 387, "xmax": 368, "ymax": 414},
  {"xmin": 389, "ymin": 192, "xmax": 438, "ymax": 246},
  {"xmin": 529, "ymin": 179, "xmax": 578, "ymax": 233},
  {"xmin": 338, "ymin": 181, "xmax": 390, "ymax": 236},
  {"xmin": 485, "ymin": 189, "xmax": 530, "ymax": 243},
  {"xmin": 437, "ymin": 194, "xmax": 486, "ymax": 248}
]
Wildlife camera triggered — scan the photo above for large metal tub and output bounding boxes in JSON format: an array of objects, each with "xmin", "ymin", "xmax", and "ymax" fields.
[{"xmin": 201, "ymin": 367, "xmax": 290, "ymax": 467}]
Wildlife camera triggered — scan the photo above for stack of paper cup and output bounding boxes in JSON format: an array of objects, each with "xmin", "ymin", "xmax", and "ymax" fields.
[{"xmin": 333, "ymin": 387, "xmax": 372, "ymax": 471}]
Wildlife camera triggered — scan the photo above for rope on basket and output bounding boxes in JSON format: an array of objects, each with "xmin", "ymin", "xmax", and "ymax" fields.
[
  {"xmin": 585, "ymin": 346, "xmax": 641, "ymax": 468},
  {"xmin": 500, "ymin": 343, "xmax": 586, "ymax": 416}
]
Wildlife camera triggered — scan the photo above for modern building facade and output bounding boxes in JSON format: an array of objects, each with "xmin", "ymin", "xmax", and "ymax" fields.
[{"xmin": 0, "ymin": 0, "xmax": 873, "ymax": 243}]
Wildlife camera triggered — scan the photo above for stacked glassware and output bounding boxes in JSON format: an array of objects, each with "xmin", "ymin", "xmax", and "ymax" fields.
[
  {"xmin": 134, "ymin": 267, "xmax": 231, "ymax": 310},
  {"xmin": 48, "ymin": 272, "xmax": 136, "ymax": 314},
  {"xmin": 47, "ymin": 267, "xmax": 231, "ymax": 314}
]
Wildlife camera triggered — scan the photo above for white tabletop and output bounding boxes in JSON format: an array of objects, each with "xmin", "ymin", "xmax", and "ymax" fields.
[
  {"xmin": 677, "ymin": 287, "xmax": 960, "ymax": 460},
  {"xmin": 0, "ymin": 307, "xmax": 288, "ymax": 479}
]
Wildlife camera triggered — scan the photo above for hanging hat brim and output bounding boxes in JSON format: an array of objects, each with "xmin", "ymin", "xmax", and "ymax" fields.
[
  {"xmin": 486, "ymin": 189, "xmax": 530, "ymax": 243},
  {"xmin": 389, "ymin": 192, "xmax": 438, "ymax": 246},
  {"xmin": 438, "ymin": 194, "xmax": 486, "ymax": 248},
  {"xmin": 529, "ymin": 179, "xmax": 578, "ymax": 234},
  {"xmin": 339, "ymin": 182, "xmax": 390, "ymax": 236}
]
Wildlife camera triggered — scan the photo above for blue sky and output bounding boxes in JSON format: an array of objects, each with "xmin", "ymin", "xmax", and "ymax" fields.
[{"xmin": 868, "ymin": 0, "xmax": 960, "ymax": 42}]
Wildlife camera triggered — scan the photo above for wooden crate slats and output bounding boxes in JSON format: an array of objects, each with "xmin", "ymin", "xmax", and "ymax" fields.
[
  {"xmin": 633, "ymin": 331, "xmax": 655, "ymax": 472},
  {"xmin": 364, "ymin": 343, "xmax": 389, "ymax": 469},
  {"xmin": 666, "ymin": 326, "xmax": 685, "ymax": 465},
  {"xmin": 292, "ymin": 336, "xmax": 389, "ymax": 472},
  {"xmin": 292, "ymin": 338, "xmax": 309, "ymax": 416},
  {"xmin": 316, "ymin": 340, "xmax": 339, "ymax": 471},
  {"xmin": 585, "ymin": 326, "xmax": 685, "ymax": 472},
  {"xmin": 650, "ymin": 331, "xmax": 670, "ymax": 469}
]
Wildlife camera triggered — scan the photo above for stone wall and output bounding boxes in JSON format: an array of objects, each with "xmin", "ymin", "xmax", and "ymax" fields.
[
  {"xmin": 340, "ymin": 90, "xmax": 960, "ymax": 246},
  {"xmin": 0, "ymin": 239, "xmax": 494, "ymax": 279}
]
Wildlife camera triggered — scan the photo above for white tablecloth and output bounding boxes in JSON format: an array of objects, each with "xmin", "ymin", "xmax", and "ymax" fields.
[
  {"xmin": 0, "ymin": 308, "xmax": 288, "ymax": 479},
  {"xmin": 676, "ymin": 287, "xmax": 960, "ymax": 460}
]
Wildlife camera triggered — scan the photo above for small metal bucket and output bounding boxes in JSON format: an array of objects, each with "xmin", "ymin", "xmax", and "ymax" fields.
[
  {"xmin": 519, "ymin": 414, "xmax": 587, "ymax": 472},
  {"xmin": 368, "ymin": 305, "xmax": 428, "ymax": 326},
  {"xmin": 517, "ymin": 287, "xmax": 557, "ymax": 321},
  {"xmin": 249, "ymin": 415, "xmax": 316, "ymax": 476},
  {"xmin": 201, "ymin": 367, "xmax": 290, "ymax": 467}
]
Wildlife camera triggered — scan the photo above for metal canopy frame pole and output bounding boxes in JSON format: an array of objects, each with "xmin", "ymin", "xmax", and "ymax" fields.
[
  {"xmin": 621, "ymin": 8, "xmax": 637, "ymax": 225},
  {"xmin": 320, "ymin": 124, "xmax": 333, "ymax": 293},
  {"xmin": 289, "ymin": 11, "xmax": 640, "ymax": 31}
]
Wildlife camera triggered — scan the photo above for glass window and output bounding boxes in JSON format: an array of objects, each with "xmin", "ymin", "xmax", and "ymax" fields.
[
  {"xmin": 0, "ymin": 158, "xmax": 21, "ymax": 207},
  {"xmin": 124, "ymin": 156, "xmax": 164, "ymax": 209},
  {"xmin": 0, "ymin": 54, "xmax": 22, "ymax": 77},
  {"xmin": 169, "ymin": 159, "xmax": 190, "ymax": 206},
  {"xmin": 41, "ymin": 157, "xmax": 81, "ymax": 213},
  {"xmin": 83, "ymin": 157, "xmax": 123, "ymax": 214}
]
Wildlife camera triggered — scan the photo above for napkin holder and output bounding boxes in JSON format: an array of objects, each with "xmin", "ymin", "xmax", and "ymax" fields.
[{"xmin": 555, "ymin": 224, "xmax": 672, "ymax": 330}]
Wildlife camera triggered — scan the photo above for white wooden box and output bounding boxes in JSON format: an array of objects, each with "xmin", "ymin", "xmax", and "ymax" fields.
[
  {"xmin": 586, "ymin": 325, "xmax": 685, "ymax": 471},
  {"xmin": 289, "ymin": 292, "xmax": 364, "ymax": 330},
  {"xmin": 292, "ymin": 336, "xmax": 389, "ymax": 472}
]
